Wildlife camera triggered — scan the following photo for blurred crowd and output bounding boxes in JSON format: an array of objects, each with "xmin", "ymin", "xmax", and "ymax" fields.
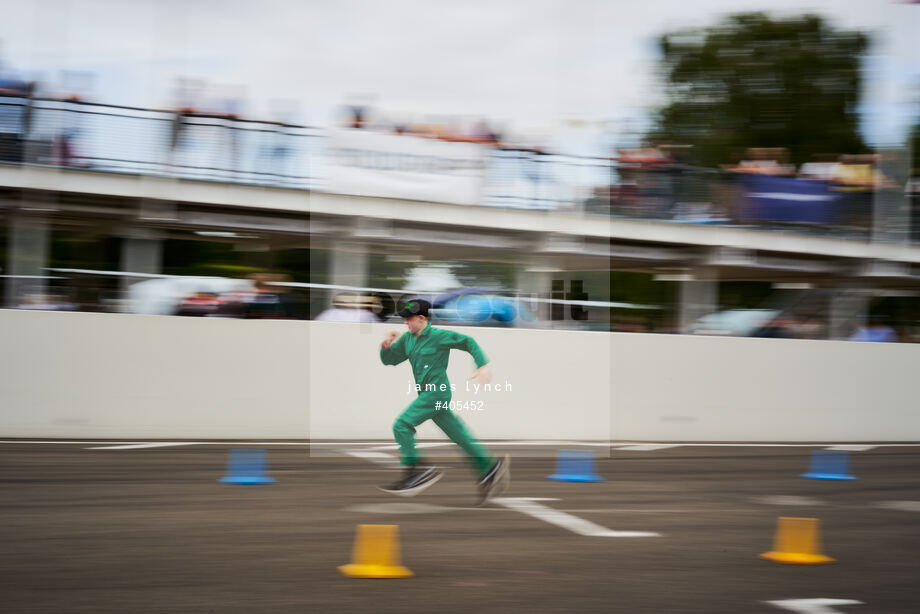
[
  {"xmin": 586, "ymin": 146, "xmax": 918, "ymax": 237},
  {"xmin": 3, "ymin": 75, "xmax": 916, "ymax": 236},
  {"xmin": 148, "ymin": 274, "xmax": 304, "ymax": 319},
  {"xmin": 174, "ymin": 275, "xmax": 302, "ymax": 319},
  {"xmin": 2, "ymin": 70, "xmax": 919, "ymax": 342},
  {"xmin": 340, "ymin": 102, "xmax": 505, "ymax": 147},
  {"xmin": 0, "ymin": 74, "xmax": 90, "ymax": 167}
]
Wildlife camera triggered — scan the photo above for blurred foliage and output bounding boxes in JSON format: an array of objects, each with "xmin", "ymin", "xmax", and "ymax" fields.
[
  {"xmin": 609, "ymin": 271, "xmax": 676, "ymax": 331},
  {"xmin": 609, "ymin": 271, "xmax": 671, "ymax": 307},
  {"xmin": 161, "ymin": 240, "xmax": 312, "ymax": 281},
  {"xmin": 368, "ymin": 253, "xmax": 411, "ymax": 289},
  {"xmin": 719, "ymin": 281, "xmax": 774, "ymax": 309},
  {"xmin": 650, "ymin": 12, "xmax": 869, "ymax": 167},
  {"xmin": 273, "ymin": 248, "xmax": 310, "ymax": 283},
  {"xmin": 50, "ymin": 231, "xmax": 120, "ymax": 271},
  {"xmin": 162, "ymin": 239, "xmax": 246, "ymax": 277}
]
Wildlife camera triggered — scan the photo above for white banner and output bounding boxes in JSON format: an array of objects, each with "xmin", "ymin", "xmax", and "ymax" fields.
[{"xmin": 322, "ymin": 129, "xmax": 487, "ymax": 205}]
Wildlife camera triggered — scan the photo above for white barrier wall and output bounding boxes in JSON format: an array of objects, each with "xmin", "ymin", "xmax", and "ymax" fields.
[
  {"xmin": 612, "ymin": 333, "xmax": 920, "ymax": 441},
  {"xmin": 0, "ymin": 310, "xmax": 310, "ymax": 439},
  {"xmin": 1, "ymin": 309, "xmax": 918, "ymax": 441},
  {"xmin": 307, "ymin": 321, "xmax": 611, "ymax": 441}
]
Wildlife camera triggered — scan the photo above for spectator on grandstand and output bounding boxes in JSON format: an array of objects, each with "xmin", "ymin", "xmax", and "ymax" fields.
[
  {"xmin": 339, "ymin": 94, "xmax": 377, "ymax": 130},
  {"xmin": 174, "ymin": 291, "xmax": 221, "ymax": 317},
  {"xmin": 315, "ymin": 294, "xmax": 382, "ymax": 323},
  {"xmin": 466, "ymin": 119, "xmax": 501, "ymax": 146},
  {"xmin": 799, "ymin": 155, "xmax": 840, "ymax": 181},
  {"xmin": 752, "ymin": 315, "xmax": 802, "ymax": 339},
  {"xmin": 0, "ymin": 77, "xmax": 35, "ymax": 163},
  {"xmin": 52, "ymin": 95, "xmax": 87, "ymax": 167},
  {"xmin": 721, "ymin": 148, "xmax": 795, "ymax": 176},
  {"xmin": 831, "ymin": 154, "xmax": 889, "ymax": 232},
  {"xmin": 849, "ymin": 315, "xmax": 898, "ymax": 342},
  {"xmin": 217, "ymin": 274, "xmax": 302, "ymax": 319}
]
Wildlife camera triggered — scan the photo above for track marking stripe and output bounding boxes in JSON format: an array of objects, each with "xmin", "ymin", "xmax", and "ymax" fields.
[
  {"xmin": 765, "ymin": 598, "xmax": 863, "ymax": 613},
  {"xmin": 877, "ymin": 501, "xmax": 920, "ymax": 512},
  {"xmin": 86, "ymin": 443, "xmax": 201, "ymax": 450},
  {"xmin": 365, "ymin": 442, "xmax": 453, "ymax": 451},
  {"xmin": 345, "ymin": 449, "xmax": 400, "ymax": 468},
  {"xmin": 492, "ymin": 497, "xmax": 660, "ymax": 538},
  {"xmin": 754, "ymin": 495, "xmax": 824, "ymax": 506},
  {"xmin": 2, "ymin": 440, "xmax": 919, "ymax": 447}
]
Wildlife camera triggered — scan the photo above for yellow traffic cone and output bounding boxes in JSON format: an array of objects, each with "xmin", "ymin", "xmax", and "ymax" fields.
[
  {"xmin": 759, "ymin": 517, "xmax": 836, "ymax": 564},
  {"xmin": 338, "ymin": 524, "xmax": 414, "ymax": 578}
]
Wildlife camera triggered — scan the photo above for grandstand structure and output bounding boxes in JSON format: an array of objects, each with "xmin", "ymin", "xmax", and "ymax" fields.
[{"xmin": 2, "ymin": 98, "xmax": 919, "ymax": 332}]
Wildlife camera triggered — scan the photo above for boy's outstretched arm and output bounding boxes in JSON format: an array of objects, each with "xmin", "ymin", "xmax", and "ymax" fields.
[
  {"xmin": 442, "ymin": 330, "xmax": 490, "ymax": 382},
  {"xmin": 380, "ymin": 331, "xmax": 409, "ymax": 365}
]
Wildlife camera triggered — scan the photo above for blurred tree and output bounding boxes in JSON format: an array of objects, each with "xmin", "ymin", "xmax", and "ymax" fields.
[
  {"xmin": 650, "ymin": 12, "xmax": 869, "ymax": 167},
  {"xmin": 609, "ymin": 271, "xmax": 676, "ymax": 331}
]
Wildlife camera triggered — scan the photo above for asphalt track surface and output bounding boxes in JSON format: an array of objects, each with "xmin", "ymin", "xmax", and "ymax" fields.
[{"xmin": 2, "ymin": 442, "xmax": 919, "ymax": 613}]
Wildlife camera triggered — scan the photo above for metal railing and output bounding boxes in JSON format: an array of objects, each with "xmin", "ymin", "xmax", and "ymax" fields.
[
  {"xmin": 1, "ymin": 95, "xmax": 916, "ymax": 242},
  {"xmin": 1, "ymin": 96, "xmax": 317, "ymax": 187}
]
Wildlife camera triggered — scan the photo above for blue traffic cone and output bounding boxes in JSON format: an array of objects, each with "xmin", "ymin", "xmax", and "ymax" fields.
[
  {"xmin": 547, "ymin": 449, "xmax": 605, "ymax": 482},
  {"xmin": 219, "ymin": 449, "xmax": 277, "ymax": 485},
  {"xmin": 801, "ymin": 450, "xmax": 857, "ymax": 481}
]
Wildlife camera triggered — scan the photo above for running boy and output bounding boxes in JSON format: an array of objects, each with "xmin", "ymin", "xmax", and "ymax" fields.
[{"xmin": 379, "ymin": 299, "xmax": 508, "ymax": 503}]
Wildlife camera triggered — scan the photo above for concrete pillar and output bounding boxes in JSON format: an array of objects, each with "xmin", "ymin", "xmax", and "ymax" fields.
[
  {"xmin": 329, "ymin": 242, "xmax": 369, "ymax": 301},
  {"xmin": 120, "ymin": 228, "xmax": 163, "ymax": 311},
  {"xmin": 829, "ymin": 288, "xmax": 869, "ymax": 340},
  {"xmin": 678, "ymin": 268, "xmax": 718, "ymax": 333},
  {"xmin": 515, "ymin": 259, "xmax": 557, "ymax": 326},
  {"xmin": 5, "ymin": 214, "xmax": 50, "ymax": 308}
]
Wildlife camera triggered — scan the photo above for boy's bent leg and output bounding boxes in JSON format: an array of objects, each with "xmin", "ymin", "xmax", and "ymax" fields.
[
  {"xmin": 393, "ymin": 396, "xmax": 439, "ymax": 467},
  {"xmin": 431, "ymin": 407, "xmax": 495, "ymax": 477}
]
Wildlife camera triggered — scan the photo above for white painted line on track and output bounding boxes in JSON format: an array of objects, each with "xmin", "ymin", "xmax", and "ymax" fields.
[
  {"xmin": 766, "ymin": 598, "xmax": 863, "ymax": 613},
  {"xmin": 614, "ymin": 444, "xmax": 682, "ymax": 451},
  {"xmin": 313, "ymin": 442, "xmax": 407, "ymax": 446},
  {"xmin": 559, "ymin": 509, "xmax": 708, "ymax": 514},
  {"xmin": 479, "ymin": 441, "xmax": 611, "ymax": 446},
  {"xmin": 3, "ymin": 439, "xmax": 918, "ymax": 451},
  {"xmin": 492, "ymin": 497, "xmax": 661, "ymax": 538},
  {"xmin": 1, "ymin": 440, "xmax": 155, "ymax": 445},
  {"xmin": 344, "ymin": 503, "xmax": 515, "ymax": 514},
  {"xmin": 366, "ymin": 441, "xmax": 612, "ymax": 450},
  {"xmin": 754, "ymin": 496, "xmax": 824, "ymax": 506},
  {"xmin": 629, "ymin": 443, "xmax": 866, "ymax": 448},
  {"xmin": 876, "ymin": 501, "xmax": 920, "ymax": 512},
  {"xmin": 342, "ymin": 446, "xmax": 661, "ymax": 538},
  {"xmin": 86, "ymin": 443, "xmax": 201, "ymax": 450},
  {"xmin": 345, "ymin": 449, "xmax": 400, "ymax": 468},
  {"xmin": 612, "ymin": 443, "xmax": 920, "ymax": 448},
  {"xmin": 0, "ymin": 440, "xmax": 312, "ymax": 446},
  {"xmin": 346, "ymin": 502, "xmax": 457, "ymax": 514},
  {"xmin": 365, "ymin": 442, "xmax": 453, "ymax": 452}
]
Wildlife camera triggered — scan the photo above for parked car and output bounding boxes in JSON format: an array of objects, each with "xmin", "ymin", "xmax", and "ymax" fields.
[
  {"xmin": 687, "ymin": 309, "xmax": 780, "ymax": 336},
  {"xmin": 431, "ymin": 288, "xmax": 539, "ymax": 326}
]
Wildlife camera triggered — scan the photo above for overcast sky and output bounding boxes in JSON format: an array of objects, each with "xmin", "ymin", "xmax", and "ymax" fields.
[{"xmin": 1, "ymin": 0, "xmax": 917, "ymax": 150}]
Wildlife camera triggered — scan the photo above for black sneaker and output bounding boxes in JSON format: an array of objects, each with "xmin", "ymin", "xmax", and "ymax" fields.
[
  {"xmin": 378, "ymin": 466, "xmax": 443, "ymax": 497},
  {"xmin": 477, "ymin": 454, "xmax": 510, "ymax": 505}
]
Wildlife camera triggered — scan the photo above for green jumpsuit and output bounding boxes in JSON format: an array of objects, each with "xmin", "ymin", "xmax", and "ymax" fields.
[{"xmin": 380, "ymin": 322, "xmax": 495, "ymax": 477}]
